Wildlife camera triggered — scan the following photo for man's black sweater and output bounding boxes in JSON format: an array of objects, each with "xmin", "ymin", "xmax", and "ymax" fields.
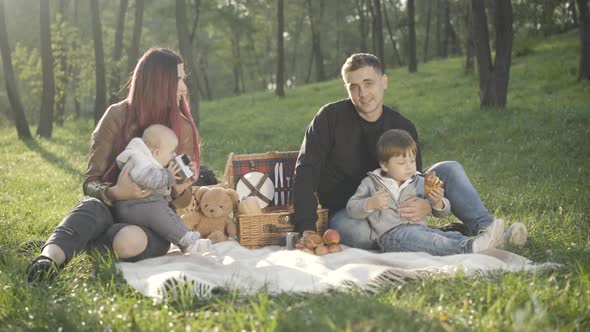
[{"xmin": 293, "ymin": 99, "xmax": 421, "ymax": 232}]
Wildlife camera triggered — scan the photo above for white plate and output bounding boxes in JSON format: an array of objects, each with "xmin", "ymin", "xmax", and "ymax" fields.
[{"xmin": 235, "ymin": 171, "xmax": 275, "ymax": 208}]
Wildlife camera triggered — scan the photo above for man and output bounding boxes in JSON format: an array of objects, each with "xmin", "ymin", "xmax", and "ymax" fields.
[{"xmin": 293, "ymin": 53, "xmax": 527, "ymax": 250}]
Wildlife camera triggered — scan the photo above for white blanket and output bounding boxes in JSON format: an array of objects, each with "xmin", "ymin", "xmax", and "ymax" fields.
[{"xmin": 116, "ymin": 241, "xmax": 558, "ymax": 300}]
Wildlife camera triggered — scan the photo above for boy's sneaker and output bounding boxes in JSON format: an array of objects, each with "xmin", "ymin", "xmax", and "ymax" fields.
[
  {"xmin": 185, "ymin": 239, "xmax": 213, "ymax": 254},
  {"xmin": 500, "ymin": 222, "xmax": 528, "ymax": 248},
  {"xmin": 472, "ymin": 219, "xmax": 504, "ymax": 253}
]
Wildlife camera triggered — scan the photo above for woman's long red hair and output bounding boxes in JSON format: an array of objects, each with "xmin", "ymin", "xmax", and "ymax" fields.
[{"xmin": 102, "ymin": 48, "xmax": 200, "ymax": 183}]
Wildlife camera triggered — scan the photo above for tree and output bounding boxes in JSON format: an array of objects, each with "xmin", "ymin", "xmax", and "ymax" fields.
[
  {"xmin": 355, "ymin": 0, "xmax": 369, "ymax": 52},
  {"xmin": 471, "ymin": 0, "xmax": 513, "ymax": 110},
  {"xmin": 90, "ymin": 0, "xmax": 106, "ymax": 123},
  {"xmin": 176, "ymin": 0, "xmax": 201, "ymax": 126},
  {"xmin": 109, "ymin": 0, "xmax": 128, "ymax": 105},
  {"xmin": 0, "ymin": 0, "xmax": 31, "ymax": 139},
  {"xmin": 578, "ymin": 0, "xmax": 590, "ymax": 80},
  {"xmin": 464, "ymin": 1, "xmax": 475, "ymax": 73},
  {"xmin": 306, "ymin": 0, "xmax": 326, "ymax": 82},
  {"xmin": 37, "ymin": 0, "xmax": 55, "ymax": 138},
  {"xmin": 407, "ymin": 0, "xmax": 417, "ymax": 72},
  {"xmin": 423, "ymin": 0, "xmax": 432, "ymax": 63},
  {"xmin": 372, "ymin": 0, "xmax": 385, "ymax": 71},
  {"xmin": 275, "ymin": 0, "xmax": 285, "ymax": 97},
  {"xmin": 383, "ymin": 0, "xmax": 402, "ymax": 67},
  {"xmin": 127, "ymin": 0, "xmax": 143, "ymax": 75}
]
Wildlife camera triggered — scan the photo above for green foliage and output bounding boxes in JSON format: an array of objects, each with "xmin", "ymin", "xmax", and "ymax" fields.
[{"xmin": 1, "ymin": 31, "xmax": 589, "ymax": 331}]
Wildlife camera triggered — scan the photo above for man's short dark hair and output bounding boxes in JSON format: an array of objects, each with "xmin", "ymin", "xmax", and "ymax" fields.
[{"xmin": 341, "ymin": 53, "xmax": 383, "ymax": 79}]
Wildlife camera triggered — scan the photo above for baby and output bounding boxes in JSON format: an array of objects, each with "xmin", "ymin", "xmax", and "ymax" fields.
[
  {"xmin": 114, "ymin": 124, "xmax": 211, "ymax": 254},
  {"xmin": 347, "ymin": 129, "xmax": 503, "ymax": 255}
]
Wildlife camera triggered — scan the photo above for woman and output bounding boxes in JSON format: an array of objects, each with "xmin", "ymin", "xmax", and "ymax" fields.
[{"xmin": 26, "ymin": 48, "xmax": 200, "ymax": 282}]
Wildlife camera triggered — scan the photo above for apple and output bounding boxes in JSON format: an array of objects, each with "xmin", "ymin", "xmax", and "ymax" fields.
[
  {"xmin": 322, "ymin": 229, "xmax": 341, "ymax": 245},
  {"xmin": 314, "ymin": 245, "xmax": 329, "ymax": 256},
  {"xmin": 327, "ymin": 244, "xmax": 342, "ymax": 253}
]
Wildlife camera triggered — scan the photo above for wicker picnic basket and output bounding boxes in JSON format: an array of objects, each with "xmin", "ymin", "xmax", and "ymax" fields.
[{"xmin": 222, "ymin": 151, "xmax": 328, "ymax": 248}]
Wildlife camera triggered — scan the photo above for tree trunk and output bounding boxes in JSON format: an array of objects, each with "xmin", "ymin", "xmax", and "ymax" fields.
[
  {"xmin": 176, "ymin": 0, "xmax": 200, "ymax": 126},
  {"xmin": 289, "ymin": 13, "xmax": 305, "ymax": 80},
  {"xmin": 55, "ymin": 0, "xmax": 68, "ymax": 126},
  {"xmin": 37, "ymin": 0, "xmax": 55, "ymax": 138},
  {"xmin": 578, "ymin": 0, "xmax": 590, "ymax": 80},
  {"xmin": 355, "ymin": 0, "xmax": 368, "ymax": 52},
  {"xmin": 435, "ymin": 0, "xmax": 442, "ymax": 57},
  {"xmin": 0, "ymin": 0, "xmax": 31, "ymax": 139},
  {"xmin": 383, "ymin": 0, "xmax": 402, "ymax": 67},
  {"xmin": 464, "ymin": 2, "xmax": 475, "ymax": 73},
  {"xmin": 127, "ymin": 0, "xmax": 143, "ymax": 76},
  {"xmin": 199, "ymin": 56, "xmax": 212, "ymax": 99},
  {"xmin": 442, "ymin": 0, "xmax": 450, "ymax": 58},
  {"xmin": 276, "ymin": 0, "xmax": 285, "ymax": 97},
  {"xmin": 306, "ymin": 0, "xmax": 326, "ymax": 82},
  {"xmin": 372, "ymin": 0, "xmax": 385, "ymax": 71},
  {"xmin": 109, "ymin": 0, "xmax": 128, "ymax": 105},
  {"xmin": 407, "ymin": 0, "xmax": 417, "ymax": 72},
  {"xmin": 90, "ymin": 0, "xmax": 107, "ymax": 124},
  {"xmin": 471, "ymin": 0, "xmax": 513, "ymax": 110},
  {"xmin": 423, "ymin": 0, "xmax": 432, "ymax": 63},
  {"xmin": 571, "ymin": 0, "xmax": 578, "ymax": 26}
]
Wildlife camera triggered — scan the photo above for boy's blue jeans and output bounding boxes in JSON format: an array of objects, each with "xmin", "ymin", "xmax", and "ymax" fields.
[
  {"xmin": 378, "ymin": 224, "xmax": 472, "ymax": 255},
  {"xmin": 329, "ymin": 161, "xmax": 493, "ymax": 250}
]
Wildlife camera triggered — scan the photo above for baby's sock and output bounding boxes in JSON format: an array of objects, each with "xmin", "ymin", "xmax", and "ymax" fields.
[{"xmin": 179, "ymin": 231, "xmax": 201, "ymax": 249}]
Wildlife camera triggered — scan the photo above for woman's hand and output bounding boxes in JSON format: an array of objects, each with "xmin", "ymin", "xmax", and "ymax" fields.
[
  {"xmin": 399, "ymin": 197, "xmax": 432, "ymax": 222},
  {"xmin": 108, "ymin": 163, "xmax": 152, "ymax": 201},
  {"xmin": 171, "ymin": 160, "xmax": 198, "ymax": 197}
]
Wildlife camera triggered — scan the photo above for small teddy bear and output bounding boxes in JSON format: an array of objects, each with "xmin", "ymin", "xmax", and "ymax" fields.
[{"xmin": 181, "ymin": 187, "xmax": 239, "ymax": 243}]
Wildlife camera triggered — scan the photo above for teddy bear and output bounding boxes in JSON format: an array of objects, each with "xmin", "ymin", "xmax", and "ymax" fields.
[{"xmin": 180, "ymin": 186, "xmax": 239, "ymax": 243}]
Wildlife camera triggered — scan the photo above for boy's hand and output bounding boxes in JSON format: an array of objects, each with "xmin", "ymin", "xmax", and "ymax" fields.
[
  {"xmin": 366, "ymin": 188, "xmax": 389, "ymax": 211},
  {"xmin": 428, "ymin": 187, "xmax": 445, "ymax": 210}
]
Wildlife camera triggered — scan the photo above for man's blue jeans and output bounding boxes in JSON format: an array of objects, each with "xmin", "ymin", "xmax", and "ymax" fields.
[{"xmin": 329, "ymin": 161, "xmax": 493, "ymax": 250}]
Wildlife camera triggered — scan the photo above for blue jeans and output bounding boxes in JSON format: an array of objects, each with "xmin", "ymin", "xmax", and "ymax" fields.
[
  {"xmin": 329, "ymin": 161, "xmax": 493, "ymax": 250},
  {"xmin": 378, "ymin": 224, "xmax": 472, "ymax": 255}
]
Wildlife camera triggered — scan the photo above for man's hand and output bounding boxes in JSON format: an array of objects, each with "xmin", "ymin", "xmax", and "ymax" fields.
[
  {"xmin": 399, "ymin": 197, "xmax": 432, "ymax": 222},
  {"xmin": 366, "ymin": 188, "xmax": 389, "ymax": 211},
  {"xmin": 108, "ymin": 163, "xmax": 152, "ymax": 201}
]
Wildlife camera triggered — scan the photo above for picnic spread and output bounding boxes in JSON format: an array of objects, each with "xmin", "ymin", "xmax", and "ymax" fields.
[{"xmin": 117, "ymin": 151, "xmax": 558, "ymax": 300}]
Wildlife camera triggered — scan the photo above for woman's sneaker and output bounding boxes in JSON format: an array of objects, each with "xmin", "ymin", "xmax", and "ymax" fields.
[
  {"xmin": 26, "ymin": 255, "xmax": 61, "ymax": 282},
  {"xmin": 501, "ymin": 222, "xmax": 528, "ymax": 248},
  {"xmin": 472, "ymin": 219, "xmax": 504, "ymax": 253}
]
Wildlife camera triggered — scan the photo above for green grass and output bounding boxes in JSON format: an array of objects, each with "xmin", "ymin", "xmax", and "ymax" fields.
[{"xmin": 1, "ymin": 30, "xmax": 590, "ymax": 330}]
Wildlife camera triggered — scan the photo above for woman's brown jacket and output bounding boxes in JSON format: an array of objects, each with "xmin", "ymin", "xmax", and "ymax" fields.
[{"xmin": 83, "ymin": 101, "xmax": 194, "ymax": 210}]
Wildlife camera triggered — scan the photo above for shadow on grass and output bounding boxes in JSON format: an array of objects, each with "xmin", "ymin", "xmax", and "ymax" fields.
[{"xmin": 23, "ymin": 138, "xmax": 84, "ymax": 179}]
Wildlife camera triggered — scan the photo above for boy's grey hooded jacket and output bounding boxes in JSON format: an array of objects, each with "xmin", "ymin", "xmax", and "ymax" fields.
[{"xmin": 346, "ymin": 170, "xmax": 451, "ymax": 240}]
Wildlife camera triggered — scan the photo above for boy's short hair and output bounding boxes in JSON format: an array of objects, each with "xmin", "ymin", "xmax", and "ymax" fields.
[
  {"xmin": 377, "ymin": 129, "xmax": 417, "ymax": 163},
  {"xmin": 341, "ymin": 53, "xmax": 383, "ymax": 79},
  {"xmin": 142, "ymin": 124, "xmax": 178, "ymax": 150}
]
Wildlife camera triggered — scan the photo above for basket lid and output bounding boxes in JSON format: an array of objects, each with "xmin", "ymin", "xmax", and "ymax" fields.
[{"xmin": 235, "ymin": 171, "xmax": 274, "ymax": 208}]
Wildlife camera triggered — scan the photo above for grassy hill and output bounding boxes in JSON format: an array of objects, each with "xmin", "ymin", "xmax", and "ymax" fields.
[{"xmin": 1, "ymin": 30, "xmax": 589, "ymax": 330}]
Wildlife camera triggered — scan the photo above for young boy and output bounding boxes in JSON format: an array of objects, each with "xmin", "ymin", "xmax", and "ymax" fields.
[
  {"xmin": 114, "ymin": 124, "xmax": 212, "ymax": 254},
  {"xmin": 346, "ymin": 129, "xmax": 504, "ymax": 255}
]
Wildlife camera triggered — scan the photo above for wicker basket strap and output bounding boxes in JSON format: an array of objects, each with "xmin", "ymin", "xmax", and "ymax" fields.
[{"xmin": 241, "ymin": 175, "xmax": 272, "ymax": 205}]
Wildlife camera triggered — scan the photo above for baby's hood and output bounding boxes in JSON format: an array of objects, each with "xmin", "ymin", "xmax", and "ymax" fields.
[{"xmin": 116, "ymin": 137, "xmax": 152, "ymax": 168}]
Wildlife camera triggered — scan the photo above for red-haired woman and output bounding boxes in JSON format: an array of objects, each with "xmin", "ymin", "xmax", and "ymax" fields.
[{"xmin": 27, "ymin": 48, "xmax": 200, "ymax": 282}]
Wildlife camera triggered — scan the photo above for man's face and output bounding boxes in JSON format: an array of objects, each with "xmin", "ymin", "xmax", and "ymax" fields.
[{"xmin": 343, "ymin": 66, "xmax": 388, "ymax": 121}]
